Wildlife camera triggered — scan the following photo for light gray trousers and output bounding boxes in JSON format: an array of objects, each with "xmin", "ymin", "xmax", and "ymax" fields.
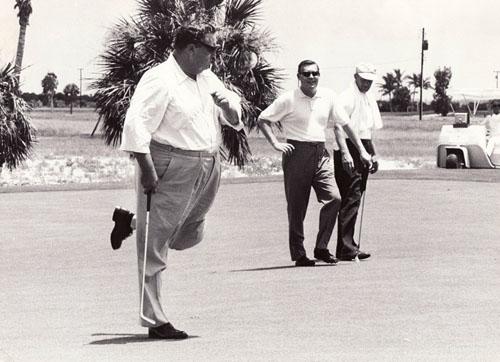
[{"xmin": 135, "ymin": 141, "xmax": 221, "ymax": 327}]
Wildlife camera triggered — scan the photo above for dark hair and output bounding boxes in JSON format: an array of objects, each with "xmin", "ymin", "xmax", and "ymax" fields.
[
  {"xmin": 297, "ymin": 60, "xmax": 319, "ymax": 74},
  {"xmin": 174, "ymin": 23, "xmax": 217, "ymax": 50}
]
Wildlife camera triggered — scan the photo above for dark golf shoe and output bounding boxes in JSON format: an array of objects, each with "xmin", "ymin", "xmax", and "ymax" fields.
[
  {"xmin": 313, "ymin": 248, "xmax": 338, "ymax": 264},
  {"xmin": 295, "ymin": 255, "xmax": 316, "ymax": 267},
  {"xmin": 338, "ymin": 251, "xmax": 371, "ymax": 261},
  {"xmin": 148, "ymin": 322, "xmax": 189, "ymax": 340},
  {"xmin": 110, "ymin": 207, "xmax": 134, "ymax": 250}
]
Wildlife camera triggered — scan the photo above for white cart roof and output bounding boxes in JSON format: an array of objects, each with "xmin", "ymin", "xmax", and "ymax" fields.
[
  {"xmin": 448, "ymin": 88, "xmax": 500, "ymax": 115},
  {"xmin": 449, "ymin": 88, "xmax": 500, "ymax": 102}
]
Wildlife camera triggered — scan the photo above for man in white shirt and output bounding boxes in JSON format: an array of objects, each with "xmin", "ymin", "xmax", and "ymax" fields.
[
  {"xmin": 258, "ymin": 60, "xmax": 372, "ymax": 267},
  {"xmin": 334, "ymin": 63, "xmax": 382, "ymax": 261},
  {"xmin": 111, "ymin": 23, "xmax": 243, "ymax": 339}
]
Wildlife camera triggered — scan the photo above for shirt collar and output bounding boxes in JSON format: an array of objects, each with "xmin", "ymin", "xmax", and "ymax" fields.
[
  {"xmin": 167, "ymin": 54, "xmax": 192, "ymax": 84},
  {"xmin": 297, "ymin": 87, "xmax": 324, "ymax": 99}
]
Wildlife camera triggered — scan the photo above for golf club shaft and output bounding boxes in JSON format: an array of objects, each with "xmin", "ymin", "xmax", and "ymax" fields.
[
  {"xmin": 140, "ymin": 192, "xmax": 155, "ymax": 325},
  {"xmin": 357, "ymin": 168, "xmax": 369, "ymax": 250}
]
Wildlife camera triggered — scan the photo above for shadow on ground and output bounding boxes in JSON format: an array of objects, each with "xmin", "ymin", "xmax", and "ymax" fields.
[
  {"xmin": 88, "ymin": 333, "xmax": 199, "ymax": 345},
  {"xmin": 230, "ymin": 263, "xmax": 339, "ymax": 272}
]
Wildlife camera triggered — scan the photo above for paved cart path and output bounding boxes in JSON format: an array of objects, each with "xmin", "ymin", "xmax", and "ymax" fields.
[{"xmin": 0, "ymin": 179, "xmax": 499, "ymax": 361}]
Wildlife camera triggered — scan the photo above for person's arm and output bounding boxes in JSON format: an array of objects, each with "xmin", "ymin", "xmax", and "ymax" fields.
[
  {"xmin": 332, "ymin": 96, "xmax": 372, "ymax": 168},
  {"xmin": 211, "ymin": 90, "xmax": 242, "ymax": 128},
  {"xmin": 369, "ymin": 142, "xmax": 379, "ymax": 174},
  {"xmin": 341, "ymin": 123, "xmax": 372, "ymax": 168},
  {"xmin": 334, "ymin": 124, "xmax": 354, "ymax": 175},
  {"xmin": 120, "ymin": 68, "xmax": 169, "ymax": 193},
  {"xmin": 134, "ymin": 152, "xmax": 158, "ymax": 194},
  {"xmin": 257, "ymin": 119, "xmax": 295, "ymax": 154}
]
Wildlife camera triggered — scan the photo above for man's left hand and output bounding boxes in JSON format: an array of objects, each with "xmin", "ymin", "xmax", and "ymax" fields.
[{"xmin": 211, "ymin": 91, "xmax": 230, "ymax": 111}]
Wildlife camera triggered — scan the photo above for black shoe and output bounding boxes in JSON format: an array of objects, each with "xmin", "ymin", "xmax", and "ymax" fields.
[
  {"xmin": 110, "ymin": 207, "xmax": 134, "ymax": 250},
  {"xmin": 313, "ymin": 248, "xmax": 338, "ymax": 264},
  {"xmin": 295, "ymin": 255, "xmax": 316, "ymax": 267},
  {"xmin": 148, "ymin": 322, "xmax": 188, "ymax": 340},
  {"xmin": 338, "ymin": 251, "xmax": 371, "ymax": 261}
]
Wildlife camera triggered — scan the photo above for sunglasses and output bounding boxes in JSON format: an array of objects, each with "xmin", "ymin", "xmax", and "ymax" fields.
[
  {"xmin": 196, "ymin": 40, "xmax": 219, "ymax": 54},
  {"xmin": 300, "ymin": 71, "xmax": 320, "ymax": 77}
]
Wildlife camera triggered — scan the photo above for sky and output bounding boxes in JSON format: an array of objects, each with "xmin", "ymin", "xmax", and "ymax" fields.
[{"xmin": 1, "ymin": 0, "xmax": 500, "ymax": 101}]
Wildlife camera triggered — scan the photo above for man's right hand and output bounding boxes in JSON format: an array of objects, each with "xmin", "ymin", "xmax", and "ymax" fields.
[
  {"xmin": 141, "ymin": 168, "xmax": 158, "ymax": 194},
  {"xmin": 360, "ymin": 150, "xmax": 373, "ymax": 169},
  {"xmin": 272, "ymin": 142, "xmax": 295, "ymax": 154},
  {"xmin": 134, "ymin": 152, "xmax": 159, "ymax": 194},
  {"xmin": 341, "ymin": 150, "xmax": 354, "ymax": 176}
]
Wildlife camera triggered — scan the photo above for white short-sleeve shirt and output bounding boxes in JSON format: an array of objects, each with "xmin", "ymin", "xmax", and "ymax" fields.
[
  {"xmin": 120, "ymin": 55, "xmax": 243, "ymax": 154},
  {"xmin": 258, "ymin": 87, "xmax": 349, "ymax": 142}
]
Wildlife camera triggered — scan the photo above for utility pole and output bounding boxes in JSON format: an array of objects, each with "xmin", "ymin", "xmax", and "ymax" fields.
[
  {"xmin": 78, "ymin": 68, "xmax": 83, "ymax": 107},
  {"xmin": 494, "ymin": 70, "xmax": 500, "ymax": 88},
  {"xmin": 419, "ymin": 28, "xmax": 429, "ymax": 121}
]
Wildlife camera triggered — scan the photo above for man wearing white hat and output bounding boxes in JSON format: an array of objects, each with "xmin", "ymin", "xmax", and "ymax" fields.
[{"xmin": 333, "ymin": 62, "xmax": 383, "ymax": 261}]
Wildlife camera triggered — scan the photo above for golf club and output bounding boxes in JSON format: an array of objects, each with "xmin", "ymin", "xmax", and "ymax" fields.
[
  {"xmin": 140, "ymin": 192, "xmax": 156, "ymax": 325},
  {"xmin": 354, "ymin": 166, "xmax": 369, "ymax": 263}
]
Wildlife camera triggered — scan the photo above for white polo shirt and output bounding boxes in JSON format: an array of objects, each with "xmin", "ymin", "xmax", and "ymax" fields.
[
  {"xmin": 120, "ymin": 55, "xmax": 243, "ymax": 154},
  {"xmin": 258, "ymin": 87, "xmax": 349, "ymax": 142}
]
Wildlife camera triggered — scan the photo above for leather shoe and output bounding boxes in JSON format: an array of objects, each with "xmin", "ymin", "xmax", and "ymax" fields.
[
  {"xmin": 110, "ymin": 207, "xmax": 134, "ymax": 250},
  {"xmin": 295, "ymin": 255, "xmax": 315, "ymax": 267},
  {"xmin": 148, "ymin": 322, "xmax": 188, "ymax": 340},
  {"xmin": 338, "ymin": 251, "xmax": 371, "ymax": 261},
  {"xmin": 313, "ymin": 248, "xmax": 338, "ymax": 264}
]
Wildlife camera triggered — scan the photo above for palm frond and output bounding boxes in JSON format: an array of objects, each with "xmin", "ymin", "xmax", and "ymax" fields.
[
  {"xmin": 225, "ymin": 0, "xmax": 263, "ymax": 28},
  {"xmin": 0, "ymin": 62, "xmax": 36, "ymax": 170},
  {"xmin": 93, "ymin": 0, "xmax": 283, "ymax": 166}
]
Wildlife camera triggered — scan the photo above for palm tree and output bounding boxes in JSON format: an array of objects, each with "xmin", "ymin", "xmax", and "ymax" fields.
[
  {"xmin": 393, "ymin": 69, "xmax": 404, "ymax": 88},
  {"xmin": 405, "ymin": 73, "xmax": 431, "ymax": 111},
  {"xmin": 93, "ymin": 0, "xmax": 283, "ymax": 167},
  {"xmin": 63, "ymin": 83, "xmax": 79, "ymax": 114},
  {"xmin": 0, "ymin": 62, "xmax": 36, "ymax": 170},
  {"xmin": 378, "ymin": 73, "xmax": 397, "ymax": 112},
  {"xmin": 41, "ymin": 72, "xmax": 58, "ymax": 111},
  {"xmin": 14, "ymin": 0, "xmax": 33, "ymax": 83}
]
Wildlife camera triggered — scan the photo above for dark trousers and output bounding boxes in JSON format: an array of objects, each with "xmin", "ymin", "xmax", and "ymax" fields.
[
  {"xmin": 333, "ymin": 139, "xmax": 374, "ymax": 257},
  {"xmin": 283, "ymin": 140, "xmax": 341, "ymax": 261}
]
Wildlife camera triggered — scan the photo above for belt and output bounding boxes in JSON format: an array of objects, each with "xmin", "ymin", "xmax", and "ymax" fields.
[
  {"xmin": 150, "ymin": 140, "xmax": 218, "ymax": 158},
  {"xmin": 286, "ymin": 139, "xmax": 325, "ymax": 147}
]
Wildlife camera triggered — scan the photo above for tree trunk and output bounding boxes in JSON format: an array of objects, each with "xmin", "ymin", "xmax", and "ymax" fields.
[
  {"xmin": 49, "ymin": 93, "xmax": 54, "ymax": 112},
  {"xmin": 15, "ymin": 21, "xmax": 28, "ymax": 83},
  {"xmin": 70, "ymin": 101, "xmax": 73, "ymax": 114}
]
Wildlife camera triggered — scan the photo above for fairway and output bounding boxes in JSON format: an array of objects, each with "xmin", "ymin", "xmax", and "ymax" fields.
[{"xmin": 0, "ymin": 179, "xmax": 499, "ymax": 361}]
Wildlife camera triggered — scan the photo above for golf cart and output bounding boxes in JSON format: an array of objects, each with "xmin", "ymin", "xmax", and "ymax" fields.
[{"xmin": 437, "ymin": 89, "xmax": 500, "ymax": 169}]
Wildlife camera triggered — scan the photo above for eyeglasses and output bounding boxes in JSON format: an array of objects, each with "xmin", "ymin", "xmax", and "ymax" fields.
[
  {"xmin": 300, "ymin": 71, "xmax": 320, "ymax": 77},
  {"xmin": 196, "ymin": 40, "xmax": 219, "ymax": 54}
]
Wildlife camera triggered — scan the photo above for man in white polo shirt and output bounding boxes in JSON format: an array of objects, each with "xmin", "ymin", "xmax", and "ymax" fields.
[
  {"xmin": 334, "ymin": 63, "xmax": 383, "ymax": 261},
  {"xmin": 258, "ymin": 59, "xmax": 372, "ymax": 267}
]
